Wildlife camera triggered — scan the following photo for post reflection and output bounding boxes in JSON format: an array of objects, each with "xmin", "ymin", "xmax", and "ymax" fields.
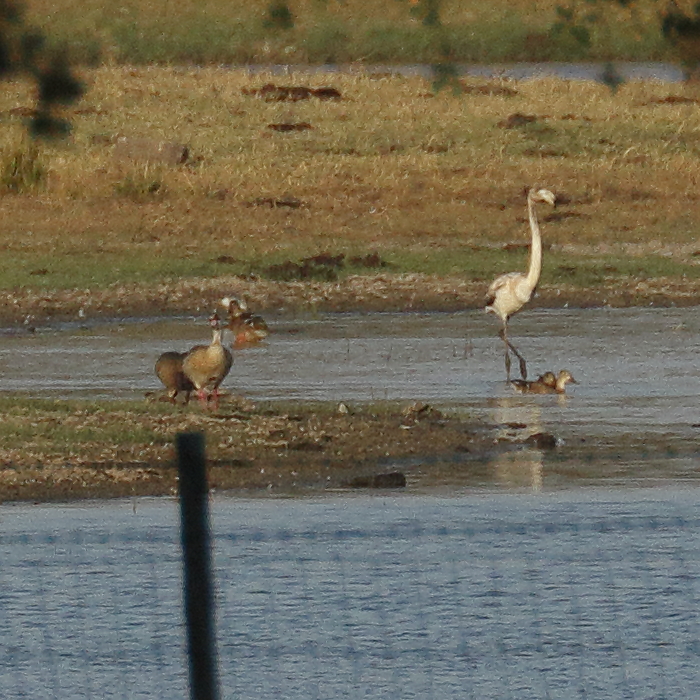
[{"xmin": 489, "ymin": 396, "xmax": 547, "ymax": 491}]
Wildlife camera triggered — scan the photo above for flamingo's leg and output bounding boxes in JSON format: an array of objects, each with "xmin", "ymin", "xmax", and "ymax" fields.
[
  {"xmin": 504, "ymin": 339, "xmax": 512, "ymax": 381},
  {"xmin": 508, "ymin": 341, "xmax": 528, "ymax": 381},
  {"xmin": 499, "ymin": 326, "xmax": 512, "ymax": 381},
  {"xmin": 499, "ymin": 325, "xmax": 528, "ymax": 381}
]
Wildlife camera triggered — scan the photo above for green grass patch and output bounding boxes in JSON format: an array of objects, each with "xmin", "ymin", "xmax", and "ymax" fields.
[
  {"xmin": 242, "ymin": 248, "xmax": 700, "ymax": 285},
  {"xmin": 1, "ymin": 145, "xmax": 46, "ymax": 193},
  {"xmin": 388, "ymin": 249, "xmax": 700, "ymax": 283},
  {"xmin": 546, "ymin": 255, "xmax": 700, "ymax": 286},
  {"xmin": 0, "ymin": 397, "xmax": 175, "ymax": 417},
  {"xmin": 24, "ymin": 0, "xmax": 681, "ymax": 65},
  {"xmin": 0, "ymin": 252, "xmax": 263, "ymax": 289},
  {"xmin": 1, "ymin": 241, "xmax": 697, "ymax": 291},
  {"xmin": 0, "ymin": 398, "xmax": 177, "ymax": 449},
  {"xmin": 0, "ymin": 422, "xmax": 162, "ymax": 447}
]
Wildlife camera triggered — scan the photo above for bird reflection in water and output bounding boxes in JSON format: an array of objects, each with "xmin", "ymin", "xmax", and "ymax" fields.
[{"xmin": 489, "ymin": 395, "xmax": 561, "ymax": 491}]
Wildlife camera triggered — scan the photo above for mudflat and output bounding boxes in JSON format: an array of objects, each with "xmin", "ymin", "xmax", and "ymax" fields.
[{"xmin": 0, "ymin": 395, "xmax": 693, "ymax": 502}]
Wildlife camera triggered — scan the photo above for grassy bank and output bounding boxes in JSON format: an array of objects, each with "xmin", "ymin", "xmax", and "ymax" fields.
[
  {"xmin": 26, "ymin": 0, "xmax": 672, "ymax": 65},
  {"xmin": 0, "ymin": 395, "xmax": 484, "ymax": 501},
  {"xmin": 0, "ymin": 395, "xmax": 696, "ymax": 502},
  {"xmin": 1, "ymin": 67, "xmax": 700, "ymax": 322}
]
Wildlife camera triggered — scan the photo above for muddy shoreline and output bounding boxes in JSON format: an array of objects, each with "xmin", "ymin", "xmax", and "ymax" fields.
[
  {"xmin": 2, "ymin": 275, "xmax": 700, "ymax": 503},
  {"xmin": 0, "ymin": 400, "xmax": 495, "ymax": 502},
  {"xmin": 4, "ymin": 273, "xmax": 700, "ymax": 329},
  {"xmin": 0, "ymin": 394, "xmax": 698, "ymax": 504}
]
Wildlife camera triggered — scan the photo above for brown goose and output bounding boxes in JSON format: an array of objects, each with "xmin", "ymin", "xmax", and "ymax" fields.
[
  {"xmin": 221, "ymin": 296, "xmax": 269, "ymax": 347},
  {"xmin": 182, "ymin": 313, "xmax": 233, "ymax": 408},
  {"xmin": 155, "ymin": 351, "xmax": 195, "ymax": 404},
  {"xmin": 511, "ymin": 370, "xmax": 577, "ymax": 395}
]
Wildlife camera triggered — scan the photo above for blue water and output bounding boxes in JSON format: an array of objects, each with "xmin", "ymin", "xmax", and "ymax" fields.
[{"xmin": 1, "ymin": 491, "xmax": 699, "ymax": 699}]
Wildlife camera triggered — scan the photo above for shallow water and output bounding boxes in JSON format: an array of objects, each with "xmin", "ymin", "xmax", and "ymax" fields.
[
  {"xmin": 1, "ymin": 491, "xmax": 700, "ymax": 699},
  {"xmin": 246, "ymin": 62, "xmax": 685, "ymax": 83},
  {"xmin": 2, "ymin": 307, "xmax": 699, "ymax": 444},
  {"xmin": 4, "ymin": 302, "xmax": 700, "ymax": 694}
]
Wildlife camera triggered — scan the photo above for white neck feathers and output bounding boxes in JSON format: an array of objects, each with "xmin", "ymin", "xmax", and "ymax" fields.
[{"xmin": 525, "ymin": 191, "xmax": 543, "ymax": 290}]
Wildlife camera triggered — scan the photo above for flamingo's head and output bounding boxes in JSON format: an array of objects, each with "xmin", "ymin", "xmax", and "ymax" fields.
[{"xmin": 531, "ymin": 188, "xmax": 556, "ymax": 206}]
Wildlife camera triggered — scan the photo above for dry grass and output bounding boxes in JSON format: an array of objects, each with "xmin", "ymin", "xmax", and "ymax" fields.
[{"xmin": 2, "ymin": 66, "xmax": 700, "ymax": 321}]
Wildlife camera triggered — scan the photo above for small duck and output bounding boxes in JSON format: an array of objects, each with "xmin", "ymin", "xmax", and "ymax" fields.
[
  {"xmin": 154, "ymin": 351, "xmax": 194, "ymax": 404},
  {"xmin": 182, "ymin": 312, "xmax": 233, "ymax": 409},
  {"xmin": 221, "ymin": 296, "xmax": 269, "ymax": 347},
  {"xmin": 511, "ymin": 370, "xmax": 577, "ymax": 395}
]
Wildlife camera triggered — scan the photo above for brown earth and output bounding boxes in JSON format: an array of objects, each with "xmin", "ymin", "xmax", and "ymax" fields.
[
  {"xmin": 1, "ymin": 390, "xmax": 697, "ymax": 503},
  {"xmin": 4, "ymin": 272, "xmax": 700, "ymax": 329},
  {"xmin": 0, "ymin": 399, "xmax": 499, "ymax": 502},
  {"xmin": 4, "ymin": 65, "xmax": 700, "ymax": 500}
]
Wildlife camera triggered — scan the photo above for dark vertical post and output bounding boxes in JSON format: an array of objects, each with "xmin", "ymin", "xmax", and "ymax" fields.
[{"xmin": 177, "ymin": 432, "xmax": 220, "ymax": 700}]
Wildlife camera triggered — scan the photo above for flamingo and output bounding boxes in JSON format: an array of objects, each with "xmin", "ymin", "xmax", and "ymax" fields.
[{"xmin": 485, "ymin": 186, "xmax": 556, "ymax": 381}]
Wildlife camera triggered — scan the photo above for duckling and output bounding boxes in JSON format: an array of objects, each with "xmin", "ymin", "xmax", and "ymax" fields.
[
  {"xmin": 511, "ymin": 370, "xmax": 577, "ymax": 395},
  {"xmin": 221, "ymin": 296, "xmax": 269, "ymax": 347},
  {"xmin": 550, "ymin": 370, "xmax": 578, "ymax": 394},
  {"xmin": 182, "ymin": 313, "xmax": 233, "ymax": 408},
  {"xmin": 511, "ymin": 371, "xmax": 555, "ymax": 394},
  {"xmin": 154, "ymin": 350, "xmax": 194, "ymax": 404}
]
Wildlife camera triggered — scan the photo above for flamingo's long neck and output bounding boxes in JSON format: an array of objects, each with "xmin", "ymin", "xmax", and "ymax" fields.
[{"xmin": 524, "ymin": 192, "xmax": 543, "ymax": 292}]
